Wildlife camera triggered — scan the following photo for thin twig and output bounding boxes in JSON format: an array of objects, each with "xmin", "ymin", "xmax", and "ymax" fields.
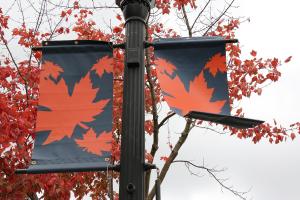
[
  {"xmin": 203, "ymin": 0, "xmax": 236, "ymax": 36},
  {"xmin": 182, "ymin": 5, "xmax": 192, "ymax": 37},
  {"xmin": 191, "ymin": 0, "xmax": 211, "ymax": 30},
  {"xmin": 173, "ymin": 160, "xmax": 248, "ymax": 200},
  {"xmin": 147, "ymin": 119, "xmax": 194, "ymax": 200},
  {"xmin": 158, "ymin": 112, "xmax": 176, "ymax": 129},
  {"xmin": 47, "ymin": 0, "xmax": 118, "ymax": 9}
]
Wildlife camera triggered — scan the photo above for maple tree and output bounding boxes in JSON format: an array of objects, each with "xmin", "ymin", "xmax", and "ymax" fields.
[{"xmin": 0, "ymin": 0, "xmax": 298, "ymax": 200}]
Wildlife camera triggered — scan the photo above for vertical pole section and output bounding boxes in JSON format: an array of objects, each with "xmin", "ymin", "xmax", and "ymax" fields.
[{"xmin": 119, "ymin": 1, "xmax": 150, "ymax": 200}]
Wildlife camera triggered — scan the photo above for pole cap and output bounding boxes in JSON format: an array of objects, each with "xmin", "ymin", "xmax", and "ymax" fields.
[{"xmin": 116, "ymin": 0, "xmax": 155, "ymax": 9}]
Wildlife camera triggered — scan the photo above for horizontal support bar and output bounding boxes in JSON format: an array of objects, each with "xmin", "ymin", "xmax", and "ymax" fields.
[
  {"xmin": 32, "ymin": 40, "xmax": 113, "ymax": 51},
  {"xmin": 153, "ymin": 37, "xmax": 238, "ymax": 50},
  {"xmin": 16, "ymin": 164, "xmax": 120, "ymax": 174},
  {"xmin": 42, "ymin": 40, "xmax": 111, "ymax": 46},
  {"xmin": 32, "ymin": 43, "xmax": 125, "ymax": 52},
  {"xmin": 32, "ymin": 44, "xmax": 112, "ymax": 52},
  {"xmin": 113, "ymin": 43, "xmax": 126, "ymax": 49},
  {"xmin": 186, "ymin": 111, "xmax": 264, "ymax": 129}
]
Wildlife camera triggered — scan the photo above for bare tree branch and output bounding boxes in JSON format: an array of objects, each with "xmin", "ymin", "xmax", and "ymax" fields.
[
  {"xmin": 158, "ymin": 112, "xmax": 176, "ymax": 129},
  {"xmin": 47, "ymin": 0, "xmax": 118, "ymax": 9},
  {"xmin": 147, "ymin": 118, "xmax": 194, "ymax": 200},
  {"xmin": 27, "ymin": 192, "xmax": 39, "ymax": 200},
  {"xmin": 195, "ymin": 124, "xmax": 229, "ymax": 135},
  {"xmin": 182, "ymin": 5, "xmax": 192, "ymax": 37},
  {"xmin": 4, "ymin": 0, "xmax": 18, "ymax": 15},
  {"xmin": 203, "ymin": 0, "xmax": 236, "ymax": 36},
  {"xmin": 191, "ymin": 0, "xmax": 212, "ymax": 30},
  {"xmin": 173, "ymin": 160, "xmax": 249, "ymax": 200},
  {"xmin": 145, "ymin": 25, "xmax": 160, "ymax": 196}
]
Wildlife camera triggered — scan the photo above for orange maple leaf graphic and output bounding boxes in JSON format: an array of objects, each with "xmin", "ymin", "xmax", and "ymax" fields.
[
  {"xmin": 155, "ymin": 58, "xmax": 226, "ymax": 115},
  {"xmin": 41, "ymin": 61, "xmax": 64, "ymax": 79},
  {"xmin": 36, "ymin": 67, "xmax": 110, "ymax": 145},
  {"xmin": 91, "ymin": 56, "xmax": 114, "ymax": 77},
  {"xmin": 204, "ymin": 53, "xmax": 226, "ymax": 77},
  {"xmin": 75, "ymin": 129, "xmax": 112, "ymax": 156}
]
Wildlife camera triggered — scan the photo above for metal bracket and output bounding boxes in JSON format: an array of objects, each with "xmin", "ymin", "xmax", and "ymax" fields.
[
  {"xmin": 144, "ymin": 163, "xmax": 157, "ymax": 171},
  {"xmin": 113, "ymin": 43, "xmax": 126, "ymax": 49},
  {"xmin": 144, "ymin": 41, "xmax": 153, "ymax": 48}
]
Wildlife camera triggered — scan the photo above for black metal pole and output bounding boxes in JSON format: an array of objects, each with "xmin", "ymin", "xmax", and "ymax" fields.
[{"xmin": 118, "ymin": 1, "xmax": 150, "ymax": 200}]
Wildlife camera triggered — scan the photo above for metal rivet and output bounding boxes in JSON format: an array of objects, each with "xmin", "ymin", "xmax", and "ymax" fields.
[
  {"xmin": 105, "ymin": 158, "xmax": 110, "ymax": 162},
  {"xmin": 74, "ymin": 41, "xmax": 79, "ymax": 45},
  {"xmin": 126, "ymin": 183, "xmax": 136, "ymax": 193},
  {"xmin": 44, "ymin": 42, "xmax": 48, "ymax": 46},
  {"xmin": 31, "ymin": 160, "xmax": 37, "ymax": 165}
]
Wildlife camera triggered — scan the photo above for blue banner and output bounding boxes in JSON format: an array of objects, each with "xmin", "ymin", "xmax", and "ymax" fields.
[
  {"xmin": 19, "ymin": 41, "xmax": 114, "ymax": 173},
  {"xmin": 154, "ymin": 37, "xmax": 263, "ymax": 128}
]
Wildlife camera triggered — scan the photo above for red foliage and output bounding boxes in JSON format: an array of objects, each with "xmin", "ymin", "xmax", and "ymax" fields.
[
  {"xmin": 12, "ymin": 24, "xmax": 41, "ymax": 48},
  {"xmin": 209, "ymin": 19, "xmax": 297, "ymax": 143},
  {"xmin": 156, "ymin": 0, "xmax": 197, "ymax": 14},
  {"xmin": 0, "ymin": 8, "xmax": 9, "ymax": 28},
  {"xmin": 160, "ymin": 156, "xmax": 169, "ymax": 162},
  {"xmin": 145, "ymin": 120, "xmax": 154, "ymax": 135}
]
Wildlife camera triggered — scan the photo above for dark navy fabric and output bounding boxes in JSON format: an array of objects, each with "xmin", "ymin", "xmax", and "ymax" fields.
[{"xmin": 154, "ymin": 38, "xmax": 231, "ymax": 115}]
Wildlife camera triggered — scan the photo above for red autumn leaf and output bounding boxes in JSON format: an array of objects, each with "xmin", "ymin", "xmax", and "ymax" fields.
[
  {"xmin": 75, "ymin": 129, "xmax": 112, "ymax": 156},
  {"xmin": 36, "ymin": 64, "xmax": 110, "ymax": 145},
  {"xmin": 145, "ymin": 152, "xmax": 153, "ymax": 162},
  {"xmin": 284, "ymin": 56, "xmax": 292, "ymax": 63},
  {"xmin": 204, "ymin": 53, "xmax": 226, "ymax": 77},
  {"xmin": 91, "ymin": 56, "xmax": 114, "ymax": 77},
  {"xmin": 291, "ymin": 133, "xmax": 296, "ymax": 140},
  {"xmin": 155, "ymin": 58, "xmax": 226, "ymax": 115},
  {"xmin": 250, "ymin": 50, "xmax": 257, "ymax": 57},
  {"xmin": 145, "ymin": 120, "xmax": 154, "ymax": 135},
  {"xmin": 113, "ymin": 26, "xmax": 123, "ymax": 34},
  {"xmin": 60, "ymin": 11, "xmax": 66, "ymax": 18},
  {"xmin": 73, "ymin": 1, "xmax": 79, "ymax": 9},
  {"xmin": 256, "ymin": 88, "xmax": 262, "ymax": 95},
  {"xmin": 235, "ymin": 107, "xmax": 243, "ymax": 116},
  {"xmin": 160, "ymin": 156, "xmax": 169, "ymax": 162},
  {"xmin": 116, "ymin": 14, "xmax": 122, "ymax": 21},
  {"xmin": 271, "ymin": 58, "xmax": 279, "ymax": 67}
]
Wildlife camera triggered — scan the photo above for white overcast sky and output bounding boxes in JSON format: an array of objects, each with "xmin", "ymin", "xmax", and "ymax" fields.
[{"xmin": 1, "ymin": 0, "xmax": 300, "ymax": 199}]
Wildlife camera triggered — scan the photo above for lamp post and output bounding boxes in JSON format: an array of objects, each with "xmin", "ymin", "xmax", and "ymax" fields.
[{"xmin": 116, "ymin": 0, "xmax": 153, "ymax": 199}]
